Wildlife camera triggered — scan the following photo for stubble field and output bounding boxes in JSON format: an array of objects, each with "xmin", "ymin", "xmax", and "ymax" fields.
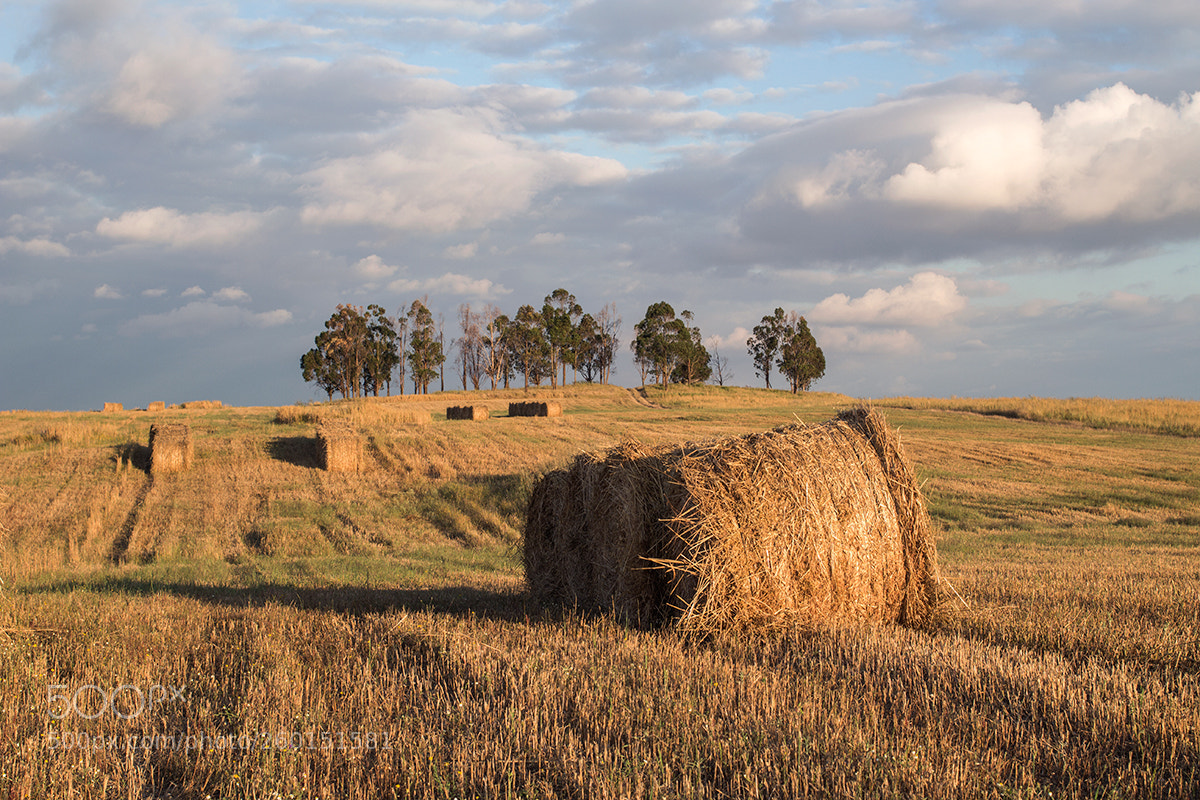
[{"xmin": 1, "ymin": 384, "xmax": 1198, "ymax": 798}]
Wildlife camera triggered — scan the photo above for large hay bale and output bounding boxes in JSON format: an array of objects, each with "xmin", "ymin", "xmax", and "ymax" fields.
[
  {"xmin": 318, "ymin": 422, "xmax": 361, "ymax": 473},
  {"xmin": 149, "ymin": 424, "xmax": 193, "ymax": 473},
  {"xmin": 523, "ymin": 406, "xmax": 940, "ymax": 631},
  {"xmin": 447, "ymin": 405, "xmax": 489, "ymax": 421},
  {"xmin": 102, "ymin": 402, "xmax": 123, "ymax": 413},
  {"xmin": 181, "ymin": 400, "xmax": 222, "ymax": 409},
  {"xmin": 509, "ymin": 401, "xmax": 563, "ymax": 417},
  {"xmin": 147, "ymin": 401, "xmax": 165, "ymax": 412}
]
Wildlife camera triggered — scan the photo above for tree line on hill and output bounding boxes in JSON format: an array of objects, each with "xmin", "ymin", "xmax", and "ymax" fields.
[{"xmin": 300, "ymin": 291, "xmax": 825, "ymax": 399}]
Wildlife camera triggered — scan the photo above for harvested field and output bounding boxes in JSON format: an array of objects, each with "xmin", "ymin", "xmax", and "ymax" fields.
[
  {"xmin": 148, "ymin": 423, "xmax": 193, "ymax": 474},
  {"xmin": 524, "ymin": 406, "xmax": 939, "ymax": 630},
  {"xmin": 509, "ymin": 401, "xmax": 563, "ymax": 417},
  {"xmin": 318, "ymin": 421, "xmax": 361, "ymax": 472},
  {"xmin": 447, "ymin": 405, "xmax": 489, "ymax": 421}
]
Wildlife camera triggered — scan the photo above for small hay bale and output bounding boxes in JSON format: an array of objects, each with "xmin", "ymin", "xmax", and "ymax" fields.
[
  {"xmin": 318, "ymin": 422, "xmax": 361, "ymax": 473},
  {"xmin": 147, "ymin": 401, "xmax": 165, "ymax": 412},
  {"xmin": 523, "ymin": 406, "xmax": 940, "ymax": 631},
  {"xmin": 148, "ymin": 424, "xmax": 193, "ymax": 473},
  {"xmin": 102, "ymin": 402, "xmax": 123, "ymax": 413},
  {"xmin": 181, "ymin": 400, "xmax": 223, "ymax": 409},
  {"xmin": 508, "ymin": 401, "xmax": 563, "ymax": 417},
  {"xmin": 447, "ymin": 405, "xmax": 489, "ymax": 421}
]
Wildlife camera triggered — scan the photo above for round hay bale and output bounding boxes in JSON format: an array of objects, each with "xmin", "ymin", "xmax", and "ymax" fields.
[
  {"xmin": 522, "ymin": 406, "xmax": 940, "ymax": 631},
  {"xmin": 149, "ymin": 424, "xmax": 193, "ymax": 473}
]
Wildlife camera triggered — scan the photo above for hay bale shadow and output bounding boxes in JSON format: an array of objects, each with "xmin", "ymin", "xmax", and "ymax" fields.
[
  {"xmin": 267, "ymin": 435, "xmax": 321, "ymax": 469},
  {"xmin": 112, "ymin": 442, "xmax": 151, "ymax": 473}
]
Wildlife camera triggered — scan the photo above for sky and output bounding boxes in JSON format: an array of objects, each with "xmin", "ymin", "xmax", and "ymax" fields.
[{"xmin": 1, "ymin": 0, "xmax": 1198, "ymax": 410}]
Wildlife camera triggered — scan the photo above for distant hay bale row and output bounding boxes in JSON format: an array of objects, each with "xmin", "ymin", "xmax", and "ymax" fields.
[
  {"xmin": 180, "ymin": 400, "xmax": 222, "ymax": 410},
  {"xmin": 149, "ymin": 424, "xmax": 193, "ymax": 474},
  {"xmin": 523, "ymin": 406, "xmax": 941, "ymax": 632},
  {"xmin": 147, "ymin": 401, "xmax": 165, "ymax": 412},
  {"xmin": 318, "ymin": 422, "xmax": 362, "ymax": 473},
  {"xmin": 102, "ymin": 403, "xmax": 123, "ymax": 413},
  {"xmin": 509, "ymin": 401, "xmax": 563, "ymax": 418},
  {"xmin": 447, "ymin": 405, "xmax": 489, "ymax": 421}
]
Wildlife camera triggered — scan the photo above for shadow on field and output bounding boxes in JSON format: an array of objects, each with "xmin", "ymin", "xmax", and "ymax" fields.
[
  {"xmin": 22, "ymin": 578, "xmax": 534, "ymax": 622},
  {"xmin": 267, "ymin": 435, "xmax": 321, "ymax": 469},
  {"xmin": 113, "ymin": 441, "xmax": 152, "ymax": 472}
]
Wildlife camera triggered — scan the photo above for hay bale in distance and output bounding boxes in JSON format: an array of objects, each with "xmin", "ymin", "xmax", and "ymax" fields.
[
  {"xmin": 447, "ymin": 405, "xmax": 489, "ymax": 421},
  {"xmin": 318, "ymin": 422, "xmax": 361, "ymax": 473},
  {"xmin": 181, "ymin": 400, "xmax": 222, "ymax": 410},
  {"xmin": 149, "ymin": 424, "xmax": 193, "ymax": 473},
  {"xmin": 147, "ymin": 401, "xmax": 165, "ymax": 412},
  {"xmin": 508, "ymin": 401, "xmax": 563, "ymax": 418},
  {"xmin": 102, "ymin": 402, "xmax": 123, "ymax": 413},
  {"xmin": 523, "ymin": 406, "xmax": 940, "ymax": 631}
]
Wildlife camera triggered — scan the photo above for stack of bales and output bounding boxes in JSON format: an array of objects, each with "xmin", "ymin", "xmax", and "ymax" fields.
[
  {"xmin": 102, "ymin": 403, "xmax": 123, "ymax": 413},
  {"xmin": 147, "ymin": 401, "xmax": 166, "ymax": 412},
  {"xmin": 181, "ymin": 400, "xmax": 222, "ymax": 410},
  {"xmin": 509, "ymin": 401, "xmax": 563, "ymax": 418},
  {"xmin": 149, "ymin": 424, "xmax": 193, "ymax": 474},
  {"xmin": 523, "ymin": 406, "xmax": 940, "ymax": 631},
  {"xmin": 318, "ymin": 421, "xmax": 362, "ymax": 472},
  {"xmin": 447, "ymin": 405, "xmax": 489, "ymax": 421}
]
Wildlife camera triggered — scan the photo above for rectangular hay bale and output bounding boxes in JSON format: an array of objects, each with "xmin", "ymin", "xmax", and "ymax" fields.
[
  {"xmin": 149, "ymin": 424, "xmax": 193, "ymax": 473},
  {"xmin": 508, "ymin": 401, "xmax": 563, "ymax": 417},
  {"xmin": 102, "ymin": 402, "xmax": 123, "ymax": 413},
  {"xmin": 318, "ymin": 422, "xmax": 362, "ymax": 473},
  {"xmin": 147, "ymin": 401, "xmax": 165, "ymax": 412},
  {"xmin": 447, "ymin": 405, "xmax": 489, "ymax": 421}
]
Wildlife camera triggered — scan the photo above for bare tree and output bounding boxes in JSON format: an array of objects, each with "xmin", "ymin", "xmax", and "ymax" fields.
[
  {"xmin": 708, "ymin": 335, "xmax": 732, "ymax": 387},
  {"xmin": 456, "ymin": 303, "xmax": 486, "ymax": 390},
  {"xmin": 595, "ymin": 302, "xmax": 622, "ymax": 385}
]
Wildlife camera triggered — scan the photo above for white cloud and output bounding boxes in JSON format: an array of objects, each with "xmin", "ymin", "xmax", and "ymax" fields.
[
  {"xmin": 443, "ymin": 242, "xmax": 479, "ymax": 259},
  {"xmin": 354, "ymin": 255, "xmax": 398, "ymax": 279},
  {"xmin": 96, "ymin": 207, "xmax": 267, "ymax": 248},
  {"xmin": 0, "ymin": 236, "xmax": 70, "ymax": 258},
  {"xmin": 300, "ymin": 109, "xmax": 626, "ymax": 233},
  {"xmin": 883, "ymin": 85, "xmax": 1200, "ymax": 221},
  {"xmin": 810, "ymin": 272, "xmax": 967, "ymax": 327},
  {"xmin": 181, "ymin": 286, "xmax": 206, "ymax": 298},
  {"xmin": 213, "ymin": 286, "xmax": 250, "ymax": 302},
  {"xmin": 94, "ymin": 284, "xmax": 123, "ymax": 300},
  {"xmin": 816, "ymin": 326, "xmax": 920, "ymax": 355},
  {"xmin": 119, "ymin": 301, "xmax": 292, "ymax": 338},
  {"xmin": 387, "ymin": 272, "xmax": 511, "ymax": 298},
  {"xmin": 103, "ymin": 24, "xmax": 244, "ymax": 128},
  {"xmin": 141, "ymin": 288, "xmax": 167, "ymax": 297}
]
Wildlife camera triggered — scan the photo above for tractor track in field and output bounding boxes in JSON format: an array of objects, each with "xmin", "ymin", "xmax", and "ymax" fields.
[{"xmin": 109, "ymin": 474, "xmax": 153, "ymax": 564}]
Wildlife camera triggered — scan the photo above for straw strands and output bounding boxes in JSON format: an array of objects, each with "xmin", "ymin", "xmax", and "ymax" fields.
[
  {"xmin": 318, "ymin": 422, "xmax": 362, "ymax": 473},
  {"xmin": 148, "ymin": 424, "xmax": 194, "ymax": 474},
  {"xmin": 447, "ymin": 405, "xmax": 490, "ymax": 421},
  {"xmin": 523, "ymin": 406, "xmax": 940, "ymax": 632},
  {"xmin": 509, "ymin": 401, "xmax": 563, "ymax": 418}
]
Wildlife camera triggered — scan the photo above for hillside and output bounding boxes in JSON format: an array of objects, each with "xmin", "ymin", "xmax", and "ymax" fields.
[{"xmin": 1, "ymin": 386, "xmax": 1198, "ymax": 798}]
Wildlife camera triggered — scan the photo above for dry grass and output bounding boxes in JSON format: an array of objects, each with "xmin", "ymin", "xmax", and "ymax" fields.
[
  {"xmin": 272, "ymin": 405, "xmax": 323, "ymax": 425},
  {"xmin": 0, "ymin": 385, "xmax": 1197, "ymax": 798},
  {"xmin": 878, "ymin": 395, "xmax": 1200, "ymax": 437},
  {"xmin": 447, "ymin": 405, "xmax": 490, "ymax": 421},
  {"xmin": 148, "ymin": 424, "xmax": 193, "ymax": 474}
]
